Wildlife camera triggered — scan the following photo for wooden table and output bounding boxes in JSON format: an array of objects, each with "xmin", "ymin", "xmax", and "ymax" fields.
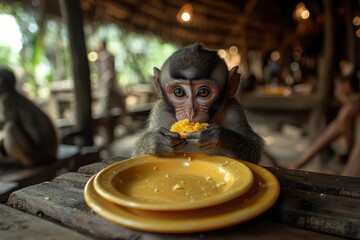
[
  {"xmin": 1, "ymin": 157, "xmax": 359, "ymax": 239},
  {"xmin": 239, "ymin": 92, "xmax": 318, "ymax": 133}
]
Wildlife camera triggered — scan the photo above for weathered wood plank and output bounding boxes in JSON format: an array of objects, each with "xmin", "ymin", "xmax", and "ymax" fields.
[
  {"xmin": 52, "ymin": 172, "xmax": 91, "ymax": 189},
  {"xmin": 0, "ymin": 204, "xmax": 92, "ymax": 240},
  {"xmin": 77, "ymin": 162, "xmax": 109, "ymax": 175},
  {"xmin": 77, "ymin": 156, "xmax": 126, "ymax": 175},
  {"xmin": 102, "ymin": 156, "xmax": 127, "ymax": 164},
  {"xmin": 267, "ymin": 167, "xmax": 360, "ymax": 198},
  {"xmin": 272, "ymin": 188, "xmax": 360, "ymax": 239},
  {"xmin": 7, "ymin": 182, "xmax": 139, "ymax": 240},
  {"xmin": 7, "ymin": 181, "xmax": 347, "ymax": 239}
]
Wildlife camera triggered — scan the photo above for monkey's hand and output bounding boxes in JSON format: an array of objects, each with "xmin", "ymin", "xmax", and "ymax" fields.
[
  {"xmin": 185, "ymin": 123, "xmax": 220, "ymax": 150},
  {"xmin": 186, "ymin": 123, "xmax": 263, "ymax": 163},
  {"xmin": 132, "ymin": 127, "xmax": 187, "ymax": 156}
]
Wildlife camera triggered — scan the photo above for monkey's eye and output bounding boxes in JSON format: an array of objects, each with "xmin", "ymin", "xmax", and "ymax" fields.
[
  {"xmin": 173, "ymin": 87, "xmax": 186, "ymax": 97},
  {"xmin": 197, "ymin": 88, "xmax": 211, "ymax": 98}
]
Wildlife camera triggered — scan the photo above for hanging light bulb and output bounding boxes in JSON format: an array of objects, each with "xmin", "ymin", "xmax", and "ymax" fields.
[
  {"xmin": 177, "ymin": 4, "xmax": 193, "ymax": 23},
  {"xmin": 293, "ymin": 2, "xmax": 310, "ymax": 21}
]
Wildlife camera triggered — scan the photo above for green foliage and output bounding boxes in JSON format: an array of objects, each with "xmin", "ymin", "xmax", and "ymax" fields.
[
  {"xmin": 88, "ymin": 24, "xmax": 179, "ymax": 86},
  {"xmin": 0, "ymin": 46, "xmax": 12, "ymax": 65},
  {"xmin": 1, "ymin": 3, "xmax": 179, "ymax": 99}
]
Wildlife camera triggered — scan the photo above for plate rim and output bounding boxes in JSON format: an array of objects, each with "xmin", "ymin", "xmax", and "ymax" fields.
[
  {"xmin": 93, "ymin": 153, "xmax": 254, "ymax": 211},
  {"xmin": 84, "ymin": 157, "xmax": 280, "ymax": 233}
]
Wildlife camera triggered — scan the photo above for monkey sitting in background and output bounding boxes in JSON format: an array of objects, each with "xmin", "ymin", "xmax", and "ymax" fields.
[
  {"xmin": 0, "ymin": 67, "xmax": 58, "ymax": 167},
  {"xmin": 132, "ymin": 44, "xmax": 263, "ymax": 163}
]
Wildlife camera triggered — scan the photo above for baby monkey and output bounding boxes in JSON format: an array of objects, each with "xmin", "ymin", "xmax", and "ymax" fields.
[{"xmin": 132, "ymin": 43, "xmax": 263, "ymax": 163}]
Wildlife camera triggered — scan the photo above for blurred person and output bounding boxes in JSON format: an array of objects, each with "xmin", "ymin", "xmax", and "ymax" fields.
[
  {"xmin": 293, "ymin": 72, "xmax": 360, "ymax": 177},
  {"xmin": 96, "ymin": 40, "xmax": 128, "ymax": 148},
  {"xmin": 96, "ymin": 39, "xmax": 127, "ymax": 116}
]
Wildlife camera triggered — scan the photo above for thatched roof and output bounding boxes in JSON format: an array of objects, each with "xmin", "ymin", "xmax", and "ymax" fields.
[
  {"xmin": 22, "ymin": 0, "xmax": 304, "ymax": 50},
  {"xmin": 80, "ymin": 0, "xmax": 298, "ymax": 50}
]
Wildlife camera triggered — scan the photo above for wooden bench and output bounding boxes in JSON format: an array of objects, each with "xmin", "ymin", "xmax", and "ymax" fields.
[
  {"xmin": 59, "ymin": 103, "xmax": 153, "ymax": 149},
  {"xmin": 0, "ymin": 144, "xmax": 101, "ymax": 203}
]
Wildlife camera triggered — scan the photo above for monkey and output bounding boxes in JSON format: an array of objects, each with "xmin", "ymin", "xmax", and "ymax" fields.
[
  {"xmin": 0, "ymin": 67, "xmax": 58, "ymax": 167},
  {"xmin": 131, "ymin": 43, "xmax": 263, "ymax": 163}
]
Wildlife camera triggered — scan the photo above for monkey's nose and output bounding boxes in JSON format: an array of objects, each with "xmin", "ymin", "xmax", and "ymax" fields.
[
  {"xmin": 189, "ymin": 114, "xmax": 209, "ymax": 123},
  {"xmin": 187, "ymin": 108, "xmax": 196, "ymax": 121}
]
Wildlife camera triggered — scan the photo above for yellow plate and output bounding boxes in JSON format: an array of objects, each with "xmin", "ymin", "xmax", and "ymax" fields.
[
  {"xmin": 93, "ymin": 153, "xmax": 254, "ymax": 211},
  {"xmin": 84, "ymin": 158, "xmax": 280, "ymax": 233}
]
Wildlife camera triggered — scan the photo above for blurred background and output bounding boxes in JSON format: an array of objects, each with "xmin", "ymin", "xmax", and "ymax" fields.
[{"xmin": 0, "ymin": 0, "xmax": 359, "ymax": 174}]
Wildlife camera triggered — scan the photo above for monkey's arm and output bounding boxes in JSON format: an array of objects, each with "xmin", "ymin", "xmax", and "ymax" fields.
[
  {"xmin": 131, "ymin": 100, "xmax": 186, "ymax": 157},
  {"xmin": 294, "ymin": 101, "xmax": 354, "ymax": 169}
]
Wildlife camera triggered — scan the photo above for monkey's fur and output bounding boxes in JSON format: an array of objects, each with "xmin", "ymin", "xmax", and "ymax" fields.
[
  {"xmin": 132, "ymin": 44, "xmax": 263, "ymax": 163},
  {"xmin": 0, "ymin": 67, "xmax": 58, "ymax": 166}
]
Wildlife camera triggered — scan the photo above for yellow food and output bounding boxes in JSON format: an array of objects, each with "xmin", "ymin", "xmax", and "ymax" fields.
[
  {"xmin": 170, "ymin": 119, "xmax": 208, "ymax": 136},
  {"xmin": 172, "ymin": 184, "xmax": 184, "ymax": 191}
]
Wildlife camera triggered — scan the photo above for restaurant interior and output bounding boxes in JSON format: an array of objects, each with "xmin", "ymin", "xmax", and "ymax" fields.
[{"xmin": 0, "ymin": 0, "xmax": 359, "ymax": 239}]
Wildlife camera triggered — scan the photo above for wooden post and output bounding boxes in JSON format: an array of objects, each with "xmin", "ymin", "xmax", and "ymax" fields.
[
  {"xmin": 307, "ymin": 0, "xmax": 335, "ymax": 165},
  {"xmin": 317, "ymin": 0, "xmax": 335, "ymax": 101},
  {"xmin": 59, "ymin": 0, "xmax": 93, "ymax": 146},
  {"xmin": 344, "ymin": 0, "xmax": 357, "ymax": 66}
]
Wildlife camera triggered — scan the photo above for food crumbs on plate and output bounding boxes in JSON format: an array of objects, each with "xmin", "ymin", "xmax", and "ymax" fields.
[
  {"xmin": 44, "ymin": 196, "xmax": 50, "ymax": 201},
  {"xmin": 216, "ymin": 181, "xmax": 226, "ymax": 187},
  {"xmin": 154, "ymin": 188, "xmax": 159, "ymax": 192},
  {"xmin": 205, "ymin": 176, "xmax": 212, "ymax": 180},
  {"xmin": 172, "ymin": 184, "xmax": 184, "ymax": 191}
]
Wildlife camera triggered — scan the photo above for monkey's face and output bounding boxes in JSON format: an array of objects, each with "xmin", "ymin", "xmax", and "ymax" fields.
[{"xmin": 164, "ymin": 79, "xmax": 221, "ymax": 123}]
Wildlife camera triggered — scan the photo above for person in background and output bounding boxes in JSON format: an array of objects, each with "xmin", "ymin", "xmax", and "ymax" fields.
[
  {"xmin": 96, "ymin": 39, "xmax": 126, "ymax": 116},
  {"xmin": 293, "ymin": 72, "xmax": 360, "ymax": 177}
]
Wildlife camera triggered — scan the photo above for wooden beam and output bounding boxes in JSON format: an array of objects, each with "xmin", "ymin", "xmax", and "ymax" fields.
[{"xmin": 59, "ymin": 0, "xmax": 93, "ymax": 146}]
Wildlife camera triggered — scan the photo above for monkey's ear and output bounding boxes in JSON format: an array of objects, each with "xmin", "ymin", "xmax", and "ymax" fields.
[
  {"xmin": 227, "ymin": 66, "xmax": 241, "ymax": 97},
  {"xmin": 153, "ymin": 67, "xmax": 162, "ymax": 97}
]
